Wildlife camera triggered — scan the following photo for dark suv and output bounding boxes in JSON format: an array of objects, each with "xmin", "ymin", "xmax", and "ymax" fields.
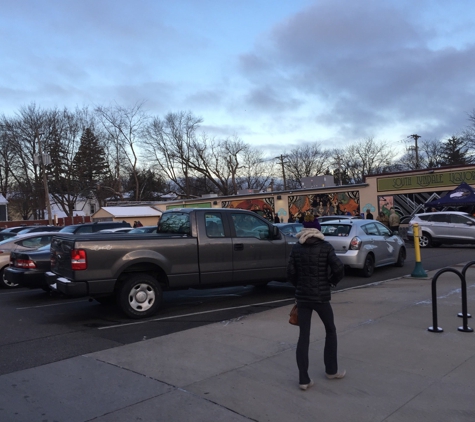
[
  {"xmin": 406, "ymin": 211, "xmax": 475, "ymax": 247},
  {"xmin": 58, "ymin": 221, "xmax": 131, "ymax": 234}
]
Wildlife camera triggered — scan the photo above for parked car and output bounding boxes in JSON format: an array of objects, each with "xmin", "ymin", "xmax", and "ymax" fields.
[
  {"xmin": 274, "ymin": 222, "xmax": 303, "ymax": 237},
  {"xmin": 0, "ymin": 232, "xmax": 58, "ymax": 288},
  {"xmin": 319, "ymin": 219, "xmax": 406, "ymax": 277},
  {"xmin": 406, "ymin": 211, "xmax": 475, "ymax": 248},
  {"xmin": 0, "ymin": 226, "xmax": 31, "ymax": 233},
  {"xmin": 17, "ymin": 225, "xmax": 62, "ymax": 234},
  {"xmin": 58, "ymin": 221, "xmax": 131, "ymax": 234},
  {"xmin": 5, "ymin": 244, "xmax": 52, "ymax": 291},
  {"xmin": 0, "ymin": 232, "xmax": 18, "ymax": 242},
  {"xmin": 318, "ymin": 215, "xmax": 362, "ymax": 223},
  {"xmin": 128, "ymin": 226, "xmax": 158, "ymax": 234},
  {"xmin": 99, "ymin": 227, "xmax": 134, "ymax": 234}
]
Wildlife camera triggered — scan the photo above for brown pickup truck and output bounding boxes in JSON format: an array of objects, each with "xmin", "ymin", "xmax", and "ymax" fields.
[{"xmin": 47, "ymin": 208, "xmax": 293, "ymax": 318}]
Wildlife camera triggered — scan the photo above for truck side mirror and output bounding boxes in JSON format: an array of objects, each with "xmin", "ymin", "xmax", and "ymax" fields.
[{"xmin": 272, "ymin": 226, "xmax": 280, "ymax": 239}]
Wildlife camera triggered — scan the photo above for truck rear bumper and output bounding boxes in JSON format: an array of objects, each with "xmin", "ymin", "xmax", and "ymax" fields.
[
  {"xmin": 49, "ymin": 275, "xmax": 88, "ymax": 296},
  {"xmin": 46, "ymin": 272, "xmax": 116, "ymax": 297}
]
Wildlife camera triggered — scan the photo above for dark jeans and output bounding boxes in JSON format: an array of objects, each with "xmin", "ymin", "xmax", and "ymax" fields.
[{"xmin": 296, "ymin": 301, "xmax": 338, "ymax": 384}]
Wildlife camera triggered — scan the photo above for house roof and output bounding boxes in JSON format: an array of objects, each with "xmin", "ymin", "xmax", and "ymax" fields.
[
  {"xmin": 0, "ymin": 194, "xmax": 8, "ymax": 204},
  {"xmin": 96, "ymin": 206, "xmax": 162, "ymax": 218}
]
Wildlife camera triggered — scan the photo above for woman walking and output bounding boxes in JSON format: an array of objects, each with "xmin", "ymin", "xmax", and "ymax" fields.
[{"xmin": 287, "ymin": 217, "xmax": 346, "ymax": 390}]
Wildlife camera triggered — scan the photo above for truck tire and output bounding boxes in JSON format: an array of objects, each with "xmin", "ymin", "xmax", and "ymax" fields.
[{"xmin": 117, "ymin": 274, "xmax": 162, "ymax": 319}]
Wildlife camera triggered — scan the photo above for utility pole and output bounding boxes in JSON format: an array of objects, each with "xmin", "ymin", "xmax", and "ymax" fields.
[
  {"xmin": 408, "ymin": 134, "xmax": 421, "ymax": 169},
  {"xmin": 275, "ymin": 154, "xmax": 288, "ymax": 190},
  {"xmin": 35, "ymin": 130, "xmax": 53, "ymax": 225},
  {"xmin": 336, "ymin": 154, "xmax": 342, "ymax": 185}
]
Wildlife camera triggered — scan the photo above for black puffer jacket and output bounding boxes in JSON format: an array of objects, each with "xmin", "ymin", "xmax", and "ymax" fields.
[{"xmin": 287, "ymin": 236, "xmax": 344, "ymax": 303}]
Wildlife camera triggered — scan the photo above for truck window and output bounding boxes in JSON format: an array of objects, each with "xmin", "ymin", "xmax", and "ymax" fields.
[
  {"xmin": 158, "ymin": 213, "xmax": 191, "ymax": 235},
  {"xmin": 205, "ymin": 213, "xmax": 224, "ymax": 237},
  {"xmin": 232, "ymin": 213, "xmax": 270, "ymax": 239}
]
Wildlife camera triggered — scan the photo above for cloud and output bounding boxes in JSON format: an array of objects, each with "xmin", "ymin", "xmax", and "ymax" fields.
[{"xmin": 236, "ymin": 0, "xmax": 475, "ymax": 141}]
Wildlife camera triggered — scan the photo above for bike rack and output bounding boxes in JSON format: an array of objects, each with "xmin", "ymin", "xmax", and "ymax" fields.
[{"xmin": 428, "ymin": 266, "xmax": 473, "ymax": 333}]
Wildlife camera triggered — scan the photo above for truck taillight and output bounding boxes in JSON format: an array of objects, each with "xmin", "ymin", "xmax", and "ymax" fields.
[
  {"xmin": 14, "ymin": 259, "xmax": 37, "ymax": 269},
  {"xmin": 71, "ymin": 249, "xmax": 87, "ymax": 270}
]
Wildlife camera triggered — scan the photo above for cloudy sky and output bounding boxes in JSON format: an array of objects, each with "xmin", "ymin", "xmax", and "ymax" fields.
[{"xmin": 1, "ymin": 0, "xmax": 474, "ymax": 156}]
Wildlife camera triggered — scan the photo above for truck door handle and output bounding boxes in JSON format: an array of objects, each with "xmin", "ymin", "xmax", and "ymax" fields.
[{"xmin": 234, "ymin": 243, "xmax": 244, "ymax": 251}]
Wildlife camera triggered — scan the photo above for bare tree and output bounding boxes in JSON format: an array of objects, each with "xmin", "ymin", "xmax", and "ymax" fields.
[
  {"xmin": 284, "ymin": 143, "xmax": 332, "ymax": 188},
  {"xmin": 142, "ymin": 111, "xmax": 203, "ymax": 198},
  {"xmin": 95, "ymin": 102, "xmax": 149, "ymax": 201},
  {"xmin": 238, "ymin": 147, "xmax": 275, "ymax": 192},
  {"xmin": 337, "ymin": 138, "xmax": 396, "ymax": 183}
]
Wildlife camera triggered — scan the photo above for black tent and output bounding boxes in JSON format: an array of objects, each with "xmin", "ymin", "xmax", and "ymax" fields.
[{"xmin": 425, "ymin": 182, "xmax": 475, "ymax": 208}]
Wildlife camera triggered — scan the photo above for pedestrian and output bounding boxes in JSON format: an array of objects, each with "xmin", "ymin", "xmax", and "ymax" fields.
[
  {"xmin": 287, "ymin": 216, "xmax": 346, "ymax": 391},
  {"xmin": 376, "ymin": 211, "xmax": 389, "ymax": 227},
  {"xmin": 365, "ymin": 209, "xmax": 374, "ymax": 220},
  {"xmin": 133, "ymin": 221, "xmax": 138, "ymax": 228},
  {"xmin": 136, "ymin": 221, "xmax": 143, "ymax": 227},
  {"xmin": 274, "ymin": 214, "xmax": 280, "ymax": 223},
  {"xmin": 388, "ymin": 207, "xmax": 400, "ymax": 233},
  {"xmin": 288, "ymin": 215, "xmax": 295, "ymax": 223}
]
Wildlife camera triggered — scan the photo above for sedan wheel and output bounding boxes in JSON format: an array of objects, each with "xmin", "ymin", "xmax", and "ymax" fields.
[
  {"xmin": 360, "ymin": 254, "xmax": 375, "ymax": 278},
  {"xmin": 117, "ymin": 274, "xmax": 162, "ymax": 319},
  {"xmin": 0, "ymin": 268, "xmax": 19, "ymax": 289},
  {"xmin": 394, "ymin": 247, "xmax": 406, "ymax": 267}
]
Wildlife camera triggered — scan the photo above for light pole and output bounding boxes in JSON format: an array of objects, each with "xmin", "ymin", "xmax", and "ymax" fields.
[
  {"xmin": 34, "ymin": 131, "xmax": 53, "ymax": 225},
  {"xmin": 408, "ymin": 134, "xmax": 421, "ymax": 169}
]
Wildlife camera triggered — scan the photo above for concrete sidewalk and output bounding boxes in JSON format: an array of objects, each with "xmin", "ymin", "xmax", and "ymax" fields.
[{"xmin": 1, "ymin": 264, "xmax": 475, "ymax": 422}]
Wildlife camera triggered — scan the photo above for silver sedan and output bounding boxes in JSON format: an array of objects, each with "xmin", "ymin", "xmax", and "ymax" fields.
[{"xmin": 320, "ymin": 219, "xmax": 406, "ymax": 277}]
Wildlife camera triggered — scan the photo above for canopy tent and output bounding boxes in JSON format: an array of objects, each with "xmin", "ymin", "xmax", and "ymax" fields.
[{"xmin": 425, "ymin": 182, "xmax": 475, "ymax": 208}]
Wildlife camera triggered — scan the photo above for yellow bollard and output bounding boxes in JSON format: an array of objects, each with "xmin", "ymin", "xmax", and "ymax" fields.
[{"xmin": 411, "ymin": 223, "xmax": 428, "ymax": 277}]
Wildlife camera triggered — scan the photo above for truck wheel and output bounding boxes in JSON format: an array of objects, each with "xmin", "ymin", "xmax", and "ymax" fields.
[
  {"xmin": 0, "ymin": 268, "xmax": 19, "ymax": 289},
  {"xmin": 117, "ymin": 274, "xmax": 162, "ymax": 319}
]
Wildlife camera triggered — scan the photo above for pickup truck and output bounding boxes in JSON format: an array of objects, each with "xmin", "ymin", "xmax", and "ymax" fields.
[{"xmin": 47, "ymin": 208, "xmax": 293, "ymax": 318}]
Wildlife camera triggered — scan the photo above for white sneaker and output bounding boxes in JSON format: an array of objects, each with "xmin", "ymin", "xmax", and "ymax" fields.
[
  {"xmin": 326, "ymin": 370, "xmax": 346, "ymax": 379},
  {"xmin": 299, "ymin": 380, "xmax": 314, "ymax": 391}
]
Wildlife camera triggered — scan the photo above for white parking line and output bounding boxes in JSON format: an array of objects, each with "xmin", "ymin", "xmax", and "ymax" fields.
[{"xmin": 98, "ymin": 297, "xmax": 296, "ymax": 330}]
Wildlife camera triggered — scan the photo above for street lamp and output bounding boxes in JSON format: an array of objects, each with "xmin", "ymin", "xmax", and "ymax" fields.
[{"xmin": 33, "ymin": 131, "xmax": 53, "ymax": 225}]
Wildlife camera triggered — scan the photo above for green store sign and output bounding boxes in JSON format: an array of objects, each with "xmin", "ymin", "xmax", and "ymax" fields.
[{"xmin": 377, "ymin": 169, "xmax": 475, "ymax": 192}]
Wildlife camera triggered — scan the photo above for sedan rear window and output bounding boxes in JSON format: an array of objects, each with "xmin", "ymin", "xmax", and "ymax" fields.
[{"xmin": 320, "ymin": 225, "xmax": 351, "ymax": 236}]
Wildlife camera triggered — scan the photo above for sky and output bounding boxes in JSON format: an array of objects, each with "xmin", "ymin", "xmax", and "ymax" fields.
[{"xmin": 1, "ymin": 0, "xmax": 475, "ymax": 157}]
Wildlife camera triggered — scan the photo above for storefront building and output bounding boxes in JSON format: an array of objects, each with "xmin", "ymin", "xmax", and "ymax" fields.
[{"xmin": 152, "ymin": 165, "xmax": 475, "ymax": 222}]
